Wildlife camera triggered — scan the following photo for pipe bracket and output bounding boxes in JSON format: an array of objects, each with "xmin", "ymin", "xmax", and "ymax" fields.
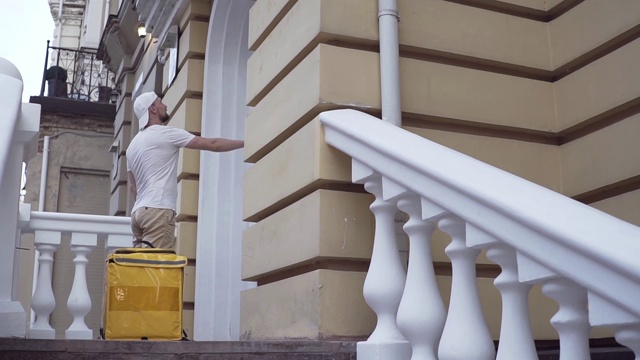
[{"xmin": 378, "ymin": 9, "xmax": 400, "ymax": 21}]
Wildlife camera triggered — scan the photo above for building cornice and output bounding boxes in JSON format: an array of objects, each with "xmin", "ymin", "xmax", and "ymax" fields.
[{"xmin": 48, "ymin": 0, "xmax": 86, "ymax": 23}]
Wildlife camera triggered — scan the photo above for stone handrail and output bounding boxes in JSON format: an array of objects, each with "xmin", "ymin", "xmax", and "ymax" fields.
[
  {"xmin": 320, "ymin": 109, "xmax": 640, "ymax": 359},
  {"xmin": 18, "ymin": 203, "xmax": 133, "ymax": 339}
]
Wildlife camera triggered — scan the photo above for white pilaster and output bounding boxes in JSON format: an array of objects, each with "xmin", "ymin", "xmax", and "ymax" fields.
[
  {"xmin": 0, "ymin": 58, "xmax": 40, "ymax": 338},
  {"xmin": 0, "ymin": 301, "xmax": 27, "ymax": 338},
  {"xmin": 0, "ymin": 137, "xmax": 27, "ymax": 337}
]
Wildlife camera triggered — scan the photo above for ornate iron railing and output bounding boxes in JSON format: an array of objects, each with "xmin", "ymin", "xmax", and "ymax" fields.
[{"xmin": 39, "ymin": 40, "xmax": 117, "ymax": 103}]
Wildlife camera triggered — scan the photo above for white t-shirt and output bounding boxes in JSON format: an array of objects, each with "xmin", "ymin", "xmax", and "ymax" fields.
[{"xmin": 126, "ymin": 125, "xmax": 195, "ymax": 213}]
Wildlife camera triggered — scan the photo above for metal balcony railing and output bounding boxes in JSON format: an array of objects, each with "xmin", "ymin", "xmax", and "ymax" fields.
[{"xmin": 39, "ymin": 40, "xmax": 117, "ymax": 104}]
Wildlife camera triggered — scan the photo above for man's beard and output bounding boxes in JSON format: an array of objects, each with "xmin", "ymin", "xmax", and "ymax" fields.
[{"xmin": 160, "ymin": 113, "xmax": 170, "ymax": 124}]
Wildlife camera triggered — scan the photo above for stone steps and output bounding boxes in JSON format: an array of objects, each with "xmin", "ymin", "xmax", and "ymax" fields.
[
  {"xmin": 535, "ymin": 338, "xmax": 634, "ymax": 360},
  {"xmin": 538, "ymin": 346, "xmax": 633, "ymax": 360},
  {"xmin": 1, "ymin": 338, "xmax": 635, "ymax": 359},
  {"xmin": 0, "ymin": 339, "xmax": 357, "ymax": 360}
]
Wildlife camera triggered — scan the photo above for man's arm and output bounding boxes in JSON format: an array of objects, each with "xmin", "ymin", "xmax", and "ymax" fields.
[
  {"xmin": 127, "ymin": 171, "xmax": 137, "ymax": 201},
  {"xmin": 185, "ymin": 136, "xmax": 244, "ymax": 152}
]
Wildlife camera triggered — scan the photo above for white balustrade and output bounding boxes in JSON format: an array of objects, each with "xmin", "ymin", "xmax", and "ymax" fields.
[
  {"xmin": 30, "ymin": 231, "xmax": 60, "ymax": 339},
  {"xmin": 542, "ymin": 278, "xmax": 591, "ymax": 360},
  {"xmin": 438, "ymin": 217, "xmax": 495, "ymax": 360},
  {"xmin": 18, "ymin": 208, "xmax": 132, "ymax": 339},
  {"xmin": 357, "ymin": 175, "xmax": 411, "ymax": 360},
  {"xmin": 396, "ymin": 195, "xmax": 445, "ymax": 360},
  {"xmin": 321, "ymin": 109, "xmax": 640, "ymax": 359},
  {"xmin": 485, "ymin": 244, "xmax": 537, "ymax": 360},
  {"xmin": 0, "ymin": 58, "xmax": 40, "ymax": 338},
  {"xmin": 65, "ymin": 232, "xmax": 98, "ymax": 339}
]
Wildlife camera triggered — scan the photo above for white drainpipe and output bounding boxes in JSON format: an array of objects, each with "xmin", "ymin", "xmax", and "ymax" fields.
[
  {"xmin": 31, "ymin": 135, "xmax": 49, "ymax": 326},
  {"xmin": 378, "ymin": 0, "xmax": 402, "ymax": 127},
  {"xmin": 38, "ymin": 136, "xmax": 50, "ymax": 212}
]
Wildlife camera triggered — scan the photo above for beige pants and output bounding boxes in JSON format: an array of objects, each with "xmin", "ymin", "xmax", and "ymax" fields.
[{"xmin": 131, "ymin": 207, "xmax": 176, "ymax": 249}]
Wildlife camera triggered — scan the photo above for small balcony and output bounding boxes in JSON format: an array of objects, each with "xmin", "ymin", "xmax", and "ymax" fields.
[{"xmin": 40, "ymin": 40, "xmax": 118, "ymax": 104}]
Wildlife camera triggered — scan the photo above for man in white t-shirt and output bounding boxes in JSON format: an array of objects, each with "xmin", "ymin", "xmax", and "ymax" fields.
[{"xmin": 126, "ymin": 92, "xmax": 244, "ymax": 248}]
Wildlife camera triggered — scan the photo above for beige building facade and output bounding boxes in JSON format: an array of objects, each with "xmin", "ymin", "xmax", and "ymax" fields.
[
  {"xmin": 98, "ymin": 0, "xmax": 640, "ymax": 342},
  {"xmin": 241, "ymin": 0, "xmax": 640, "ymax": 340}
]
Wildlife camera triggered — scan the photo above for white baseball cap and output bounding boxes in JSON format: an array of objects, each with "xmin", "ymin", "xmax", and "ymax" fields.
[{"xmin": 133, "ymin": 92, "xmax": 158, "ymax": 131}]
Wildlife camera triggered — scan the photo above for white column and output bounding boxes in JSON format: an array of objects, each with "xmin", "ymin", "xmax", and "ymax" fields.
[
  {"xmin": 30, "ymin": 230, "xmax": 61, "ymax": 339},
  {"xmin": 438, "ymin": 217, "xmax": 495, "ymax": 360},
  {"xmin": 396, "ymin": 195, "xmax": 445, "ymax": 360},
  {"xmin": 486, "ymin": 244, "xmax": 537, "ymax": 360},
  {"xmin": 0, "ymin": 77, "xmax": 39, "ymax": 336},
  {"xmin": 0, "ymin": 63, "xmax": 41, "ymax": 337},
  {"xmin": 0, "ymin": 141, "xmax": 27, "ymax": 337},
  {"xmin": 541, "ymin": 278, "xmax": 590, "ymax": 360},
  {"xmin": 65, "ymin": 232, "xmax": 97, "ymax": 339},
  {"xmin": 357, "ymin": 177, "xmax": 411, "ymax": 360}
]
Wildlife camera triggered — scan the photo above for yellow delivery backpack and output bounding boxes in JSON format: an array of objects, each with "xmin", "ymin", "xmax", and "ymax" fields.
[{"xmin": 102, "ymin": 248, "xmax": 187, "ymax": 340}]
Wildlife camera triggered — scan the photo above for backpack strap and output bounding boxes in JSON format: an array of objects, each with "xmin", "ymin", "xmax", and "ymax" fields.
[{"xmin": 133, "ymin": 240, "xmax": 155, "ymax": 248}]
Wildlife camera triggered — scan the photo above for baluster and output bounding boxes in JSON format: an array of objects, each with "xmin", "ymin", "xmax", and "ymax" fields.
[
  {"xmin": 615, "ymin": 324, "xmax": 640, "ymax": 359},
  {"xmin": 541, "ymin": 278, "xmax": 590, "ymax": 360},
  {"xmin": 396, "ymin": 195, "xmax": 445, "ymax": 360},
  {"xmin": 486, "ymin": 243, "xmax": 537, "ymax": 360},
  {"xmin": 589, "ymin": 292, "xmax": 640, "ymax": 359},
  {"xmin": 438, "ymin": 217, "xmax": 495, "ymax": 360},
  {"xmin": 358, "ymin": 176, "xmax": 411, "ymax": 360},
  {"xmin": 65, "ymin": 232, "xmax": 97, "ymax": 339},
  {"xmin": 30, "ymin": 230, "xmax": 61, "ymax": 339}
]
